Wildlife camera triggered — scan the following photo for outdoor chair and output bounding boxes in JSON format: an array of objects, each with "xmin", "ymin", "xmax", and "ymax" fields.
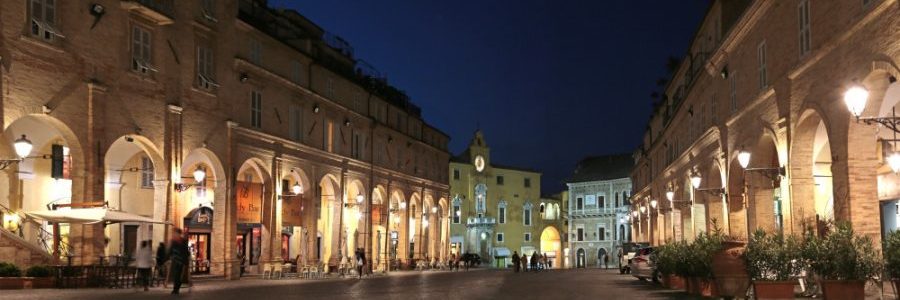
[
  {"xmin": 262, "ymin": 263, "xmax": 272, "ymax": 279},
  {"xmin": 300, "ymin": 265, "xmax": 310, "ymax": 279},
  {"xmin": 272, "ymin": 264, "xmax": 283, "ymax": 279},
  {"xmin": 309, "ymin": 265, "xmax": 319, "ymax": 279}
]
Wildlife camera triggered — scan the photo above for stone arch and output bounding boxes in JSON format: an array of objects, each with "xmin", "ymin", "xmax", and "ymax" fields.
[
  {"xmin": 791, "ymin": 108, "xmax": 836, "ymax": 235},
  {"xmin": 388, "ymin": 189, "xmax": 406, "ymax": 262},
  {"xmin": 102, "ymin": 135, "xmax": 166, "ymax": 257},
  {"xmin": 370, "ymin": 184, "xmax": 388, "ymax": 271},
  {"xmin": 705, "ymin": 161, "xmax": 727, "ymax": 234},
  {"xmin": 236, "ymin": 158, "xmax": 273, "ymax": 268},
  {"xmin": 279, "ymin": 167, "xmax": 311, "ymax": 263},
  {"xmin": 746, "ymin": 132, "xmax": 782, "ymax": 235},
  {"xmin": 727, "ymin": 154, "xmax": 747, "ymax": 238},
  {"xmin": 540, "ymin": 225, "xmax": 561, "ymax": 269},
  {"xmin": 408, "ymin": 191, "xmax": 421, "ymax": 259},
  {"xmin": 344, "ymin": 178, "xmax": 366, "ymax": 261},
  {"xmin": 317, "ymin": 173, "xmax": 340, "ymax": 265},
  {"xmin": 181, "ymin": 147, "xmax": 228, "ymax": 275}
]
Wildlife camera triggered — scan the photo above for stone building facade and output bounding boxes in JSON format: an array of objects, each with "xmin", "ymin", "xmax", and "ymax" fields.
[
  {"xmin": 630, "ymin": 0, "xmax": 900, "ymax": 247},
  {"xmin": 449, "ymin": 131, "xmax": 564, "ymax": 268},
  {"xmin": 566, "ymin": 154, "xmax": 632, "ymax": 269},
  {"xmin": 0, "ymin": 0, "xmax": 450, "ymax": 278}
]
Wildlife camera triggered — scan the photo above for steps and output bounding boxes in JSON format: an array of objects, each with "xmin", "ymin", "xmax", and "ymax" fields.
[{"xmin": 0, "ymin": 227, "xmax": 54, "ymax": 268}]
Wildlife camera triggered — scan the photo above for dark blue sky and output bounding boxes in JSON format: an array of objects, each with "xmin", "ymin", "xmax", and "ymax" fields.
[{"xmin": 274, "ymin": 1, "xmax": 710, "ymax": 194}]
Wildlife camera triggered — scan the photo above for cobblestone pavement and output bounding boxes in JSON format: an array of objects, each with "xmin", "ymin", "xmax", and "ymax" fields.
[{"xmin": 3, "ymin": 268, "xmax": 894, "ymax": 300}]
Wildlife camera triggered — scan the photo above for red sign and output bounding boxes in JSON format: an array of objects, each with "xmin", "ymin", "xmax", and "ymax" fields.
[
  {"xmin": 237, "ymin": 181, "xmax": 263, "ymax": 224},
  {"xmin": 282, "ymin": 195, "xmax": 303, "ymax": 226}
]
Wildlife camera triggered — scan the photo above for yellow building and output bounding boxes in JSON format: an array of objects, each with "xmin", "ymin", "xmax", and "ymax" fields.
[{"xmin": 448, "ymin": 131, "xmax": 564, "ymax": 268}]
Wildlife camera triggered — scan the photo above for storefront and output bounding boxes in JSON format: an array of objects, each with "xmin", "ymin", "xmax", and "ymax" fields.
[
  {"xmin": 184, "ymin": 206, "xmax": 213, "ymax": 274},
  {"xmin": 236, "ymin": 179, "xmax": 264, "ymax": 269}
]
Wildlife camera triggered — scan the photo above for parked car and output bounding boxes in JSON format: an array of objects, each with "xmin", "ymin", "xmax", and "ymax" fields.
[
  {"xmin": 618, "ymin": 242, "xmax": 649, "ymax": 274},
  {"xmin": 629, "ymin": 247, "xmax": 658, "ymax": 282}
]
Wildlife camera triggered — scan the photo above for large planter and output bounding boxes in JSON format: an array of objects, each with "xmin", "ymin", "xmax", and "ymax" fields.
[
  {"xmin": 699, "ymin": 278, "xmax": 719, "ymax": 298},
  {"xmin": 820, "ymin": 280, "xmax": 865, "ymax": 300},
  {"xmin": 26, "ymin": 277, "xmax": 56, "ymax": 289},
  {"xmin": 711, "ymin": 241, "xmax": 750, "ymax": 298},
  {"xmin": 0, "ymin": 277, "xmax": 24, "ymax": 289},
  {"xmin": 686, "ymin": 277, "xmax": 699, "ymax": 294},
  {"xmin": 753, "ymin": 280, "xmax": 795, "ymax": 300},
  {"xmin": 666, "ymin": 274, "xmax": 686, "ymax": 291}
]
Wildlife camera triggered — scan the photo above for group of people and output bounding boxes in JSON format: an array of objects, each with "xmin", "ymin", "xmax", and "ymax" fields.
[
  {"xmin": 130, "ymin": 227, "xmax": 191, "ymax": 294},
  {"xmin": 510, "ymin": 251, "xmax": 551, "ymax": 273}
]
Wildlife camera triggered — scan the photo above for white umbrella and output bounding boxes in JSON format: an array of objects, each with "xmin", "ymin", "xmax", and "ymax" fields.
[{"xmin": 25, "ymin": 207, "xmax": 169, "ymax": 224}]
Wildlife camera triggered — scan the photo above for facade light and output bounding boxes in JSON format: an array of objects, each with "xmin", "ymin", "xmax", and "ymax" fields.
[
  {"xmin": 691, "ymin": 174, "xmax": 702, "ymax": 189},
  {"xmin": 889, "ymin": 152, "xmax": 900, "ymax": 174},
  {"xmin": 193, "ymin": 166, "xmax": 206, "ymax": 183},
  {"xmin": 356, "ymin": 193, "xmax": 364, "ymax": 204},
  {"xmin": 399, "ymin": 202, "xmax": 406, "ymax": 209},
  {"xmin": 13, "ymin": 135, "xmax": 32, "ymax": 159},
  {"xmin": 432, "ymin": 206, "xmax": 437, "ymax": 214},
  {"xmin": 738, "ymin": 150, "xmax": 751, "ymax": 169},
  {"xmin": 650, "ymin": 199, "xmax": 658, "ymax": 209},
  {"xmin": 639, "ymin": 205, "xmax": 646, "ymax": 214},
  {"xmin": 844, "ymin": 85, "xmax": 869, "ymax": 118},
  {"xmin": 665, "ymin": 190, "xmax": 674, "ymax": 201},
  {"xmin": 292, "ymin": 182, "xmax": 303, "ymax": 195},
  {"xmin": 423, "ymin": 219, "xmax": 429, "ymax": 228},
  {"xmin": 455, "ymin": 210, "xmax": 461, "ymax": 217}
]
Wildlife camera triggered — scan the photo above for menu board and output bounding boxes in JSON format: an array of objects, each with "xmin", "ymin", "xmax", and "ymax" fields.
[
  {"xmin": 282, "ymin": 195, "xmax": 303, "ymax": 226},
  {"xmin": 237, "ymin": 181, "xmax": 263, "ymax": 224}
]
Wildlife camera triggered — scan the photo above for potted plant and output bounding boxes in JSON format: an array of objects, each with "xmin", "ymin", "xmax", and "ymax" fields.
[
  {"xmin": 745, "ymin": 229, "xmax": 801, "ymax": 300},
  {"xmin": 667, "ymin": 240, "xmax": 689, "ymax": 291},
  {"xmin": 708, "ymin": 219, "xmax": 750, "ymax": 299},
  {"xmin": 883, "ymin": 229, "xmax": 900, "ymax": 297},
  {"xmin": 652, "ymin": 242, "xmax": 676, "ymax": 288},
  {"xmin": 25, "ymin": 265, "xmax": 55, "ymax": 289},
  {"xmin": 803, "ymin": 222, "xmax": 880, "ymax": 299},
  {"xmin": 687, "ymin": 231, "xmax": 721, "ymax": 297},
  {"xmin": 0, "ymin": 262, "xmax": 23, "ymax": 289}
]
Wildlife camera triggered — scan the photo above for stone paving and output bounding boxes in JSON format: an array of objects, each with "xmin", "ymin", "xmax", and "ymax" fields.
[{"xmin": 0, "ymin": 268, "xmax": 896, "ymax": 299}]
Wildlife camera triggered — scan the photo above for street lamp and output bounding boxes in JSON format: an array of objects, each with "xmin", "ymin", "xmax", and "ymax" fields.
[
  {"xmin": 423, "ymin": 219, "xmax": 429, "ymax": 228},
  {"xmin": 737, "ymin": 149, "xmax": 751, "ymax": 169},
  {"xmin": 844, "ymin": 84, "xmax": 900, "ymax": 172},
  {"xmin": 292, "ymin": 182, "xmax": 303, "ymax": 195},
  {"xmin": 0, "ymin": 135, "xmax": 33, "ymax": 170},
  {"xmin": 639, "ymin": 205, "xmax": 646, "ymax": 214},
  {"xmin": 665, "ymin": 189, "xmax": 674, "ymax": 202},
  {"xmin": 691, "ymin": 173, "xmax": 702, "ymax": 189},
  {"xmin": 650, "ymin": 199, "xmax": 658, "ymax": 209},
  {"xmin": 356, "ymin": 193, "xmax": 364, "ymax": 204},
  {"xmin": 175, "ymin": 166, "xmax": 207, "ymax": 192},
  {"xmin": 844, "ymin": 85, "xmax": 869, "ymax": 118}
]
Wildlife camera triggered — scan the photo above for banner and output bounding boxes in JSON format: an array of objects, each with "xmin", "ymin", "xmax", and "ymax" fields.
[
  {"xmin": 282, "ymin": 195, "xmax": 303, "ymax": 226},
  {"xmin": 237, "ymin": 181, "xmax": 263, "ymax": 224}
]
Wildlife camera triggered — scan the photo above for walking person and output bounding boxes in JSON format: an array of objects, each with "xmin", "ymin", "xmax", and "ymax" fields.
[
  {"xmin": 356, "ymin": 248, "xmax": 366, "ymax": 279},
  {"xmin": 511, "ymin": 251, "xmax": 520, "ymax": 273},
  {"xmin": 135, "ymin": 240, "xmax": 154, "ymax": 291},
  {"xmin": 168, "ymin": 228, "xmax": 189, "ymax": 295},
  {"xmin": 604, "ymin": 254, "xmax": 609, "ymax": 270},
  {"xmin": 522, "ymin": 254, "xmax": 528, "ymax": 272},
  {"xmin": 530, "ymin": 252, "xmax": 539, "ymax": 272},
  {"xmin": 155, "ymin": 242, "xmax": 167, "ymax": 284}
]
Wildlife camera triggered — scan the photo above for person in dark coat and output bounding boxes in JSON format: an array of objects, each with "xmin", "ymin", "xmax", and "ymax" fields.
[
  {"xmin": 156, "ymin": 242, "xmax": 168, "ymax": 280},
  {"xmin": 356, "ymin": 248, "xmax": 366, "ymax": 279},
  {"xmin": 168, "ymin": 228, "xmax": 189, "ymax": 295},
  {"xmin": 511, "ymin": 251, "xmax": 520, "ymax": 273},
  {"xmin": 530, "ymin": 252, "xmax": 539, "ymax": 272}
]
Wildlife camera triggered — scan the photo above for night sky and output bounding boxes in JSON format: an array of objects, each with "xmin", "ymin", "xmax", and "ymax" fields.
[{"xmin": 273, "ymin": 1, "xmax": 710, "ymax": 194}]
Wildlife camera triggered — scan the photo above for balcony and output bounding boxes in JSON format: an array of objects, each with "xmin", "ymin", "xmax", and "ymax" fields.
[
  {"xmin": 120, "ymin": 0, "xmax": 175, "ymax": 25},
  {"xmin": 570, "ymin": 207, "xmax": 627, "ymax": 218},
  {"xmin": 466, "ymin": 216, "xmax": 496, "ymax": 228}
]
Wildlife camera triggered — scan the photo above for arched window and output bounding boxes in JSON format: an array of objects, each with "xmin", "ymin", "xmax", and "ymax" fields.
[
  {"xmin": 452, "ymin": 196, "xmax": 462, "ymax": 224},
  {"xmin": 523, "ymin": 202, "xmax": 533, "ymax": 226},
  {"xmin": 475, "ymin": 184, "xmax": 487, "ymax": 215}
]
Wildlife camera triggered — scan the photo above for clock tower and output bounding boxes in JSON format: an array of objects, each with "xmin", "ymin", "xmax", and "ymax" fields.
[{"xmin": 469, "ymin": 130, "xmax": 490, "ymax": 173}]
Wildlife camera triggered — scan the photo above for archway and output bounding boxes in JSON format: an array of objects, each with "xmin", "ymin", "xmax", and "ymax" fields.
[
  {"xmin": 317, "ymin": 174, "xmax": 340, "ymax": 268},
  {"xmin": 576, "ymin": 248, "xmax": 585, "ymax": 268},
  {"xmin": 103, "ymin": 135, "xmax": 165, "ymax": 259},
  {"xmin": 727, "ymin": 154, "xmax": 748, "ymax": 238},
  {"xmin": 598, "ymin": 248, "xmax": 608, "ymax": 268},
  {"xmin": 387, "ymin": 190, "xmax": 406, "ymax": 265},
  {"xmin": 371, "ymin": 185, "xmax": 387, "ymax": 271},
  {"xmin": 343, "ymin": 179, "xmax": 365, "ymax": 263},
  {"xmin": 182, "ymin": 148, "xmax": 227, "ymax": 275},
  {"xmin": 746, "ymin": 134, "xmax": 782, "ymax": 235},
  {"xmin": 4, "ymin": 114, "xmax": 85, "ymax": 261},
  {"xmin": 408, "ymin": 192, "xmax": 420, "ymax": 261},
  {"xmin": 540, "ymin": 226, "xmax": 561, "ymax": 269},
  {"xmin": 280, "ymin": 168, "xmax": 310, "ymax": 263},
  {"xmin": 422, "ymin": 194, "xmax": 435, "ymax": 260},
  {"xmin": 792, "ymin": 109, "xmax": 835, "ymax": 236},
  {"xmin": 235, "ymin": 159, "xmax": 271, "ymax": 270},
  {"xmin": 437, "ymin": 197, "xmax": 448, "ymax": 261}
]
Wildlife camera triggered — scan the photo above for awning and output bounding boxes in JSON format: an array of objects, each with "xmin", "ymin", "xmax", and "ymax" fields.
[
  {"xmin": 493, "ymin": 247, "xmax": 511, "ymax": 257},
  {"xmin": 25, "ymin": 208, "xmax": 169, "ymax": 224}
]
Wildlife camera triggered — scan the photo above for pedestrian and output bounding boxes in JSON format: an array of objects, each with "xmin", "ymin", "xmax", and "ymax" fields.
[
  {"xmin": 604, "ymin": 254, "xmax": 609, "ymax": 269},
  {"xmin": 156, "ymin": 242, "xmax": 167, "ymax": 281},
  {"xmin": 135, "ymin": 240, "xmax": 154, "ymax": 291},
  {"xmin": 356, "ymin": 248, "xmax": 366, "ymax": 278},
  {"xmin": 531, "ymin": 252, "xmax": 539, "ymax": 272},
  {"xmin": 511, "ymin": 251, "xmax": 520, "ymax": 273},
  {"xmin": 168, "ymin": 228, "xmax": 189, "ymax": 295},
  {"xmin": 454, "ymin": 254, "xmax": 461, "ymax": 271},
  {"xmin": 522, "ymin": 254, "xmax": 528, "ymax": 272}
]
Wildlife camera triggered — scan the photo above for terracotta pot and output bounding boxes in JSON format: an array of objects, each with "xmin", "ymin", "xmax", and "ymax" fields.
[
  {"xmin": 667, "ymin": 274, "xmax": 686, "ymax": 290},
  {"xmin": 699, "ymin": 278, "xmax": 719, "ymax": 297},
  {"xmin": 660, "ymin": 274, "xmax": 671, "ymax": 288},
  {"xmin": 0, "ymin": 277, "xmax": 24, "ymax": 289},
  {"xmin": 753, "ymin": 280, "xmax": 795, "ymax": 300},
  {"xmin": 711, "ymin": 241, "xmax": 750, "ymax": 298},
  {"xmin": 820, "ymin": 280, "xmax": 865, "ymax": 300},
  {"xmin": 686, "ymin": 277, "xmax": 701, "ymax": 295}
]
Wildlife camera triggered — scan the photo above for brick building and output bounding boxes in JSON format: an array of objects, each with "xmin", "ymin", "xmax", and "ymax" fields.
[
  {"xmin": 630, "ymin": 0, "xmax": 900, "ymax": 246},
  {"xmin": 0, "ymin": 0, "xmax": 450, "ymax": 279}
]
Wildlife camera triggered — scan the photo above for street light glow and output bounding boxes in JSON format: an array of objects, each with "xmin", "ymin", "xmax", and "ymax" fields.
[
  {"xmin": 844, "ymin": 85, "xmax": 869, "ymax": 118},
  {"xmin": 13, "ymin": 135, "xmax": 32, "ymax": 159},
  {"xmin": 738, "ymin": 150, "xmax": 751, "ymax": 169},
  {"xmin": 665, "ymin": 190, "xmax": 674, "ymax": 201},
  {"xmin": 691, "ymin": 174, "xmax": 701, "ymax": 189},
  {"xmin": 889, "ymin": 152, "xmax": 900, "ymax": 174},
  {"xmin": 356, "ymin": 193, "xmax": 364, "ymax": 204},
  {"xmin": 292, "ymin": 182, "xmax": 303, "ymax": 195},
  {"xmin": 639, "ymin": 205, "xmax": 646, "ymax": 214},
  {"xmin": 650, "ymin": 199, "xmax": 657, "ymax": 208},
  {"xmin": 193, "ymin": 166, "xmax": 206, "ymax": 183}
]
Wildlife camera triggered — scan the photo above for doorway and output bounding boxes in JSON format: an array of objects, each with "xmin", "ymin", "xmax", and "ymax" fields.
[{"xmin": 188, "ymin": 233, "xmax": 211, "ymax": 274}]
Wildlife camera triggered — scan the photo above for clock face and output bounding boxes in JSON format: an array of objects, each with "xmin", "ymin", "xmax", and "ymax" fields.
[{"xmin": 474, "ymin": 155, "xmax": 486, "ymax": 172}]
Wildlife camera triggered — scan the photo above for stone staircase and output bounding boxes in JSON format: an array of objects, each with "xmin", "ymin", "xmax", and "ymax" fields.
[{"xmin": 0, "ymin": 226, "xmax": 54, "ymax": 268}]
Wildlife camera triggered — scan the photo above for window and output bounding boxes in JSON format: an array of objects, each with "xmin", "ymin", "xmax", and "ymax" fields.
[
  {"xmin": 498, "ymin": 204, "xmax": 506, "ymax": 224},
  {"xmin": 30, "ymin": 0, "xmax": 61, "ymax": 41},
  {"xmin": 453, "ymin": 169, "xmax": 460, "ymax": 180},
  {"xmin": 140, "ymin": 157, "xmax": 154, "ymax": 188},
  {"xmin": 729, "ymin": 72, "xmax": 738, "ymax": 113},
  {"xmin": 200, "ymin": 0, "xmax": 217, "ymax": 22},
  {"xmin": 524, "ymin": 233, "xmax": 531, "ymax": 242},
  {"xmin": 197, "ymin": 44, "xmax": 217, "ymax": 90},
  {"xmin": 757, "ymin": 41, "xmax": 767, "ymax": 90},
  {"xmin": 496, "ymin": 175, "xmax": 504, "ymax": 185},
  {"xmin": 523, "ymin": 203, "xmax": 532, "ymax": 226},
  {"xmin": 452, "ymin": 203, "xmax": 461, "ymax": 224},
  {"xmin": 615, "ymin": 193, "xmax": 619, "ymax": 207},
  {"xmin": 599, "ymin": 227, "xmax": 606, "ymax": 241},
  {"xmin": 289, "ymin": 104, "xmax": 302, "ymax": 142},
  {"xmin": 291, "ymin": 60, "xmax": 304, "ymax": 84},
  {"xmin": 131, "ymin": 25, "xmax": 155, "ymax": 74},
  {"xmin": 598, "ymin": 196, "xmax": 605, "ymax": 208},
  {"xmin": 576, "ymin": 197, "xmax": 583, "ymax": 210},
  {"xmin": 351, "ymin": 131, "xmax": 361, "ymax": 159},
  {"xmin": 524, "ymin": 178, "xmax": 531, "ymax": 188},
  {"xmin": 577, "ymin": 228, "xmax": 584, "ymax": 241},
  {"xmin": 798, "ymin": 0, "xmax": 811, "ymax": 56},
  {"xmin": 250, "ymin": 90, "xmax": 262, "ymax": 128},
  {"xmin": 497, "ymin": 233, "xmax": 504, "ymax": 242},
  {"xmin": 249, "ymin": 38, "xmax": 261, "ymax": 65},
  {"xmin": 325, "ymin": 120, "xmax": 334, "ymax": 152}
]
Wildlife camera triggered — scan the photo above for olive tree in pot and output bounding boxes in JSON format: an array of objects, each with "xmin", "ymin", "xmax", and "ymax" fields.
[
  {"xmin": 686, "ymin": 231, "xmax": 722, "ymax": 297},
  {"xmin": 25, "ymin": 265, "xmax": 55, "ymax": 289},
  {"xmin": 0, "ymin": 262, "xmax": 23, "ymax": 289},
  {"xmin": 707, "ymin": 219, "xmax": 750, "ymax": 299},
  {"xmin": 884, "ymin": 229, "xmax": 900, "ymax": 298},
  {"xmin": 744, "ymin": 230, "xmax": 802, "ymax": 300},
  {"xmin": 803, "ymin": 222, "xmax": 880, "ymax": 300}
]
